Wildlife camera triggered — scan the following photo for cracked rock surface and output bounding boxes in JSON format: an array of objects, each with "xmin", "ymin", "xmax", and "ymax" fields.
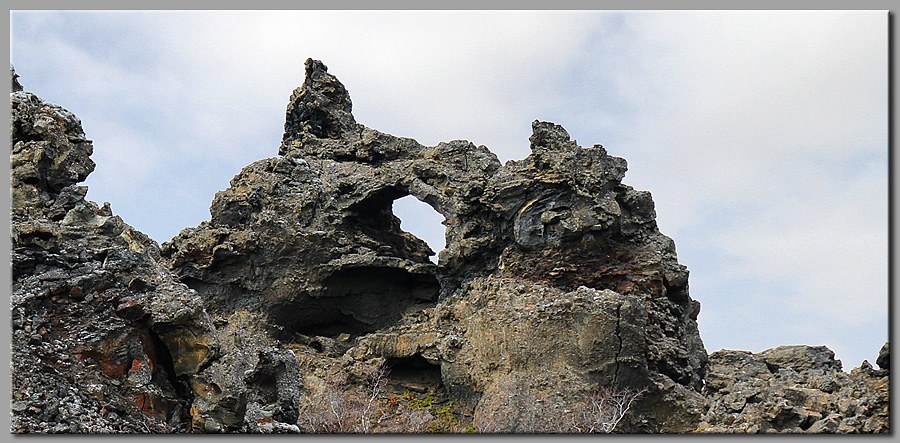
[{"xmin": 10, "ymin": 61, "xmax": 888, "ymax": 433}]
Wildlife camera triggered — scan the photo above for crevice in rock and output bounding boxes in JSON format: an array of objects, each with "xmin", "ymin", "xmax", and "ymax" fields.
[
  {"xmin": 144, "ymin": 327, "xmax": 194, "ymax": 415},
  {"xmin": 19, "ymin": 176, "xmax": 42, "ymax": 186},
  {"xmin": 180, "ymin": 277, "xmax": 209, "ymax": 293},
  {"xmin": 613, "ymin": 302, "xmax": 623, "ymax": 385}
]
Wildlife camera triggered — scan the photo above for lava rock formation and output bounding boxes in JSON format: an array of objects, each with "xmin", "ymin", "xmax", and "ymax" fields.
[{"xmin": 9, "ymin": 62, "xmax": 888, "ymax": 433}]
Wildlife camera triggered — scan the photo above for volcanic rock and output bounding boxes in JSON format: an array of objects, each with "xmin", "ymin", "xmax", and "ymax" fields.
[
  {"xmin": 161, "ymin": 58, "xmax": 708, "ymax": 432},
  {"xmin": 876, "ymin": 342, "xmax": 889, "ymax": 371},
  {"xmin": 10, "ymin": 67, "xmax": 218, "ymax": 433},
  {"xmin": 11, "ymin": 61, "xmax": 887, "ymax": 434},
  {"xmin": 696, "ymin": 344, "xmax": 889, "ymax": 433}
]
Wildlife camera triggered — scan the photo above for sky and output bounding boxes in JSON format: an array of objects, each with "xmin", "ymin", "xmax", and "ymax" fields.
[{"xmin": 10, "ymin": 10, "xmax": 889, "ymax": 370}]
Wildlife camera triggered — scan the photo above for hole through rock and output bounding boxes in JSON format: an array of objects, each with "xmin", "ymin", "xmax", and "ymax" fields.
[{"xmin": 392, "ymin": 195, "xmax": 446, "ymax": 264}]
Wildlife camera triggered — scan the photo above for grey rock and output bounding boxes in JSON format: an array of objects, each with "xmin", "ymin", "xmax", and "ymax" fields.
[
  {"xmin": 698, "ymin": 345, "xmax": 889, "ymax": 434},
  {"xmin": 11, "ymin": 64, "xmax": 23, "ymax": 91},
  {"xmin": 758, "ymin": 345, "xmax": 843, "ymax": 374},
  {"xmin": 876, "ymin": 342, "xmax": 888, "ymax": 370},
  {"xmin": 282, "ymin": 58, "xmax": 358, "ymax": 143},
  {"xmin": 10, "ymin": 69, "xmax": 217, "ymax": 434}
]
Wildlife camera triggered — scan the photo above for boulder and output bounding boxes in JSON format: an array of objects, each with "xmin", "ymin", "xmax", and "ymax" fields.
[{"xmin": 876, "ymin": 342, "xmax": 889, "ymax": 371}]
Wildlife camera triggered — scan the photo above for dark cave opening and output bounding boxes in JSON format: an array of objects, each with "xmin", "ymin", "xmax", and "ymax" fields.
[
  {"xmin": 385, "ymin": 355, "xmax": 444, "ymax": 396},
  {"xmin": 321, "ymin": 266, "xmax": 439, "ymax": 301},
  {"xmin": 284, "ymin": 266, "xmax": 440, "ymax": 338}
]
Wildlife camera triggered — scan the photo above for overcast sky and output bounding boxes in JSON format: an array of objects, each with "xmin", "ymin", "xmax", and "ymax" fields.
[{"xmin": 10, "ymin": 10, "xmax": 888, "ymax": 370}]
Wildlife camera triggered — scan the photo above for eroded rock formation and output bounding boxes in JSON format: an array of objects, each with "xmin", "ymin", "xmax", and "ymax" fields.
[
  {"xmin": 9, "ymin": 62, "xmax": 889, "ymax": 434},
  {"xmin": 10, "ymin": 67, "xmax": 217, "ymax": 432},
  {"xmin": 160, "ymin": 58, "xmax": 707, "ymax": 432}
]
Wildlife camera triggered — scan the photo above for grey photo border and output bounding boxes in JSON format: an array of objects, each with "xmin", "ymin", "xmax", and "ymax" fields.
[{"xmin": 5, "ymin": 1, "xmax": 895, "ymax": 440}]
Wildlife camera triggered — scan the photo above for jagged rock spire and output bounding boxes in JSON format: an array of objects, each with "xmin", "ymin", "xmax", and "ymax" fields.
[
  {"xmin": 529, "ymin": 120, "xmax": 575, "ymax": 151},
  {"xmin": 11, "ymin": 64, "xmax": 23, "ymax": 92},
  {"xmin": 10, "ymin": 76, "xmax": 95, "ymax": 196},
  {"xmin": 281, "ymin": 58, "xmax": 358, "ymax": 148}
]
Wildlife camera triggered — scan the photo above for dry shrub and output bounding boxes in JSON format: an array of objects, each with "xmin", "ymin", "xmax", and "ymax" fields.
[
  {"xmin": 475, "ymin": 376, "xmax": 645, "ymax": 433},
  {"xmin": 297, "ymin": 363, "xmax": 387, "ymax": 433},
  {"xmin": 571, "ymin": 386, "xmax": 647, "ymax": 433},
  {"xmin": 299, "ymin": 364, "xmax": 644, "ymax": 434},
  {"xmin": 297, "ymin": 363, "xmax": 472, "ymax": 433}
]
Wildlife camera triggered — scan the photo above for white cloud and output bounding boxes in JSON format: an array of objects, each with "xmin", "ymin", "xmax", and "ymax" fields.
[
  {"xmin": 80, "ymin": 117, "xmax": 165, "ymax": 186},
  {"xmin": 710, "ymin": 158, "xmax": 888, "ymax": 323},
  {"xmin": 10, "ymin": 11, "xmax": 888, "ymax": 369},
  {"xmin": 613, "ymin": 11, "xmax": 888, "ymax": 366}
]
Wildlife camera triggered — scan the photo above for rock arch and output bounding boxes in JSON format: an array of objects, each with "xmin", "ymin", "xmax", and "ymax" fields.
[
  {"xmin": 160, "ymin": 59, "xmax": 708, "ymax": 432},
  {"xmin": 392, "ymin": 194, "xmax": 447, "ymax": 262}
]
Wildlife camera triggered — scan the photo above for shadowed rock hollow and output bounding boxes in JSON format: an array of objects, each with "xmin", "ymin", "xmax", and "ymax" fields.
[{"xmin": 10, "ymin": 62, "xmax": 888, "ymax": 434}]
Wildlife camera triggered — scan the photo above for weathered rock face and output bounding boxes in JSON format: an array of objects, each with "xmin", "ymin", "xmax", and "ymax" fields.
[
  {"xmin": 10, "ymin": 68, "xmax": 218, "ymax": 433},
  {"xmin": 697, "ymin": 344, "xmax": 889, "ymax": 433},
  {"xmin": 160, "ymin": 58, "xmax": 708, "ymax": 432}
]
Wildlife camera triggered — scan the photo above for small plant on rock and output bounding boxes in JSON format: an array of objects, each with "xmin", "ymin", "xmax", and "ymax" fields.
[{"xmin": 384, "ymin": 392, "xmax": 475, "ymax": 433}]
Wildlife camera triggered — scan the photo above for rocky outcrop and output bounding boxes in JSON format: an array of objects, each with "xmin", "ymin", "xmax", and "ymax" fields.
[
  {"xmin": 10, "ymin": 68, "xmax": 218, "ymax": 433},
  {"xmin": 160, "ymin": 58, "xmax": 708, "ymax": 432},
  {"xmin": 877, "ymin": 342, "xmax": 889, "ymax": 371},
  {"xmin": 10, "ymin": 61, "xmax": 888, "ymax": 434},
  {"xmin": 696, "ymin": 344, "xmax": 889, "ymax": 433}
]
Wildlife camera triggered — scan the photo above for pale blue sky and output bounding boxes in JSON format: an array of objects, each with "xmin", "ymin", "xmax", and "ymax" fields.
[{"xmin": 10, "ymin": 10, "xmax": 888, "ymax": 370}]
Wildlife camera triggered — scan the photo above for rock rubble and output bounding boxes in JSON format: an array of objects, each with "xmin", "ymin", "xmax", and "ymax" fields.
[{"xmin": 697, "ymin": 344, "xmax": 888, "ymax": 433}]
